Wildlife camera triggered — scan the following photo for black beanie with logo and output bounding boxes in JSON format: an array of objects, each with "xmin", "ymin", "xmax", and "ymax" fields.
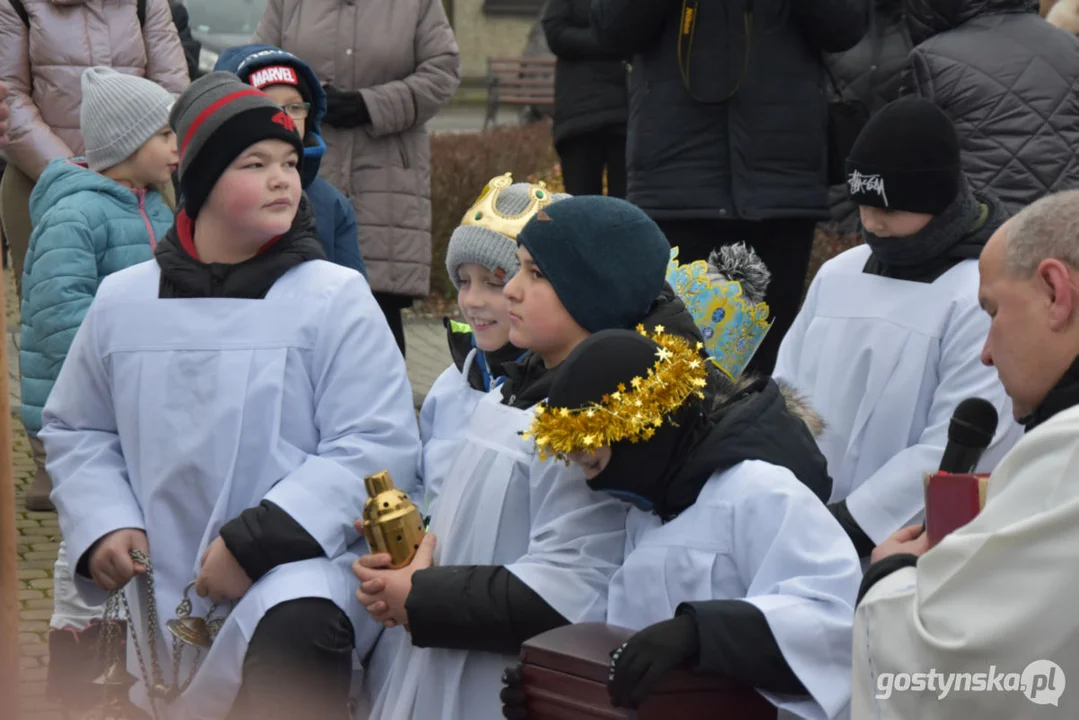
[{"xmin": 845, "ymin": 96, "xmax": 961, "ymax": 216}]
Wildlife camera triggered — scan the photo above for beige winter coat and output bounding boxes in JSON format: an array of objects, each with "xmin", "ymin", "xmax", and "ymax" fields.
[
  {"xmin": 255, "ymin": 0, "xmax": 460, "ymax": 298},
  {"xmin": 0, "ymin": 0, "xmax": 189, "ymax": 180}
]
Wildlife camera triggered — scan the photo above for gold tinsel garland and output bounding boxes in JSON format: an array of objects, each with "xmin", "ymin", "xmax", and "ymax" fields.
[{"xmin": 522, "ymin": 325, "xmax": 709, "ymax": 462}]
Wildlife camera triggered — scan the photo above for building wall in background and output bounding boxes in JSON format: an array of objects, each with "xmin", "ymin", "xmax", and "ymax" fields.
[{"xmin": 455, "ymin": 0, "xmax": 536, "ymax": 79}]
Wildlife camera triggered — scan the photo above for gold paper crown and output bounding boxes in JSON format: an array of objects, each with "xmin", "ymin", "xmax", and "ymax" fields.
[
  {"xmin": 458, "ymin": 172, "xmax": 553, "ymax": 240},
  {"xmin": 522, "ymin": 325, "xmax": 709, "ymax": 462},
  {"xmin": 665, "ymin": 248, "xmax": 773, "ymax": 380}
]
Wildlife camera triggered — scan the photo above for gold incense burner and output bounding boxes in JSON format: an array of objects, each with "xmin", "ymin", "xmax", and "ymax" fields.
[{"xmin": 361, "ymin": 470, "xmax": 426, "ymax": 569}]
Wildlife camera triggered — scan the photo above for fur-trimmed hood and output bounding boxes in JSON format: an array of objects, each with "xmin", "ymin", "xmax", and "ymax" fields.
[
  {"xmin": 681, "ymin": 373, "xmax": 833, "ymax": 505},
  {"xmin": 708, "ymin": 371, "xmax": 827, "ymax": 439},
  {"xmin": 775, "ymin": 379, "xmax": 826, "ymax": 438}
]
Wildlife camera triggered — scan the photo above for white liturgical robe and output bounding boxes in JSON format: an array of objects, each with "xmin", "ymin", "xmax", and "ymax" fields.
[
  {"xmin": 41, "ymin": 260, "xmax": 421, "ymax": 719},
  {"xmin": 364, "ymin": 388, "xmax": 628, "ymax": 720},
  {"xmin": 774, "ymin": 245, "xmax": 1022, "ymax": 543},
  {"xmin": 417, "ymin": 349, "xmax": 487, "ymax": 513},
  {"xmin": 608, "ymin": 460, "xmax": 862, "ymax": 720},
  {"xmin": 853, "ymin": 404, "xmax": 1079, "ymax": 718}
]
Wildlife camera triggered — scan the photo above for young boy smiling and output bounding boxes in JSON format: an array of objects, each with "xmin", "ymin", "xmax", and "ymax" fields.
[
  {"xmin": 420, "ymin": 174, "xmax": 568, "ymax": 510},
  {"xmin": 43, "ymin": 72, "xmax": 419, "ymax": 720}
]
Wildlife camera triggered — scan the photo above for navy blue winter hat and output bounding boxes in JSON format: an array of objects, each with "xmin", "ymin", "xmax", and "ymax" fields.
[{"xmin": 517, "ymin": 196, "xmax": 671, "ymax": 333}]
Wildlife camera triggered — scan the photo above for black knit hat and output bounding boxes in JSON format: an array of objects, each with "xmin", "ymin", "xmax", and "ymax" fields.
[
  {"xmin": 517, "ymin": 196, "xmax": 670, "ymax": 333},
  {"xmin": 845, "ymin": 96, "xmax": 961, "ymax": 215},
  {"xmin": 170, "ymin": 72, "xmax": 306, "ymax": 218}
]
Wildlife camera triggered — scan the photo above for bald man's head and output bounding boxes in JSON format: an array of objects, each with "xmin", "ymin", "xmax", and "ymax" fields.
[{"xmin": 979, "ymin": 193, "xmax": 1079, "ymax": 418}]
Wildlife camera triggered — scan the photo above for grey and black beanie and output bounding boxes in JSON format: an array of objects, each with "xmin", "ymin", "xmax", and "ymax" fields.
[
  {"xmin": 445, "ymin": 180, "xmax": 570, "ymax": 288},
  {"xmin": 170, "ymin": 71, "xmax": 306, "ymax": 217}
]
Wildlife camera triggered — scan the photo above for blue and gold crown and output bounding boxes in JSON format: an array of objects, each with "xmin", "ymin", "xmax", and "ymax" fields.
[{"xmin": 665, "ymin": 247, "xmax": 772, "ymax": 379}]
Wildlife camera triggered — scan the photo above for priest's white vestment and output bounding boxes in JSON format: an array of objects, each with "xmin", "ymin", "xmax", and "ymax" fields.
[{"xmin": 853, "ymin": 404, "xmax": 1079, "ymax": 718}]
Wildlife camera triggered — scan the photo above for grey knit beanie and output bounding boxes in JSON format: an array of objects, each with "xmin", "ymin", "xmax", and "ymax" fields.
[
  {"xmin": 80, "ymin": 67, "xmax": 175, "ymax": 172},
  {"xmin": 446, "ymin": 176, "xmax": 570, "ymax": 288}
]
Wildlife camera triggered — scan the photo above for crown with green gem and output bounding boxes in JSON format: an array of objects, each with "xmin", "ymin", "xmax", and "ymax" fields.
[
  {"xmin": 665, "ymin": 247, "xmax": 773, "ymax": 379},
  {"xmin": 458, "ymin": 172, "xmax": 553, "ymax": 240}
]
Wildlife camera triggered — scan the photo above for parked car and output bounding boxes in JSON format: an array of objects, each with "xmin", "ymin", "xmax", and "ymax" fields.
[{"xmin": 183, "ymin": 0, "xmax": 267, "ymax": 71}]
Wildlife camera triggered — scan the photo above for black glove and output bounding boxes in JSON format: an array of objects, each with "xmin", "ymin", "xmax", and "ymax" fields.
[
  {"xmin": 322, "ymin": 84, "xmax": 371, "ymax": 128},
  {"xmin": 608, "ymin": 614, "xmax": 700, "ymax": 709},
  {"xmin": 828, "ymin": 500, "xmax": 876, "ymax": 559},
  {"xmin": 500, "ymin": 664, "xmax": 529, "ymax": 720}
]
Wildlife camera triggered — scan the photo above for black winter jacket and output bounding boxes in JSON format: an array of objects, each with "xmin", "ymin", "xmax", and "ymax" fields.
[
  {"xmin": 542, "ymin": 0, "xmax": 628, "ymax": 145},
  {"xmin": 590, "ymin": 0, "xmax": 869, "ymax": 222},
  {"xmin": 903, "ymin": 0, "xmax": 1079, "ymax": 213},
  {"xmin": 823, "ymin": 0, "xmax": 912, "ymax": 232},
  {"xmin": 170, "ymin": 1, "xmax": 203, "ymax": 81}
]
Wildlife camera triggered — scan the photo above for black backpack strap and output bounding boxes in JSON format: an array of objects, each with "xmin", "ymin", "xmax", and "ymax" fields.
[
  {"xmin": 8, "ymin": 0, "xmax": 30, "ymax": 28},
  {"xmin": 137, "ymin": 0, "xmax": 146, "ymax": 27}
]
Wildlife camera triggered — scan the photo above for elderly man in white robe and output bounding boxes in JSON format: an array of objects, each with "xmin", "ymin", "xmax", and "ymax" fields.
[{"xmin": 853, "ymin": 190, "xmax": 1079, "ymax": 718}]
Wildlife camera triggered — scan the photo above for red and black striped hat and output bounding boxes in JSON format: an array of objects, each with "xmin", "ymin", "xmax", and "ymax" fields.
[{"xmin": 169, "ymin": 72, "xmax": 305, "ymax": 218}]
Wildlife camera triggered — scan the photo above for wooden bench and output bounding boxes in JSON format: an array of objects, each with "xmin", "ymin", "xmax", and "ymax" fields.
[{"xmin": 485, "ymin": 56, "xmax": 556, "ymax": 130}]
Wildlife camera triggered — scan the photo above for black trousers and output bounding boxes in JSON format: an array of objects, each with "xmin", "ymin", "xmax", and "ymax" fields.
[
  {"xmin": 374, "ymin": 291, "xmax": 409, "ymax": 358},
  {"xmin": 229, "ymin": 598, "xmax": 355, "ymax": 720},
  {"xmin": 655, "ymin": 217, "xmax": 817, "ymax": 376},
  {"xmin": 555, "ymin": 128, "xmax": 627, "ymax": 198}
]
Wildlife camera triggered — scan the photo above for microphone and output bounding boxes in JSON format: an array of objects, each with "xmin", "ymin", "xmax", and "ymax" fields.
[{"xmin": 939, "ymin": 398, "xmax": 999, "ymax": 474}]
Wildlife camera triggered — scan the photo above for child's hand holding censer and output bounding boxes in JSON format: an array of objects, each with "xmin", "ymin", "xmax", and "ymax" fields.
[{"xmin": 360, "ymin": 470, "xmax": 427, "ymax": 569}]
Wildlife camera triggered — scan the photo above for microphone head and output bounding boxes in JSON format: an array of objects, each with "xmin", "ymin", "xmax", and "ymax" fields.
[{"xmin": 949, "ymin": 398, "xmax": 999, "ymax": 450}]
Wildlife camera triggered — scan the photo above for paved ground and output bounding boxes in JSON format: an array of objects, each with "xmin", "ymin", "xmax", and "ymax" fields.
[{"xmin": 7, "ymin": 267, "xmax": 450, "ymax": 718}]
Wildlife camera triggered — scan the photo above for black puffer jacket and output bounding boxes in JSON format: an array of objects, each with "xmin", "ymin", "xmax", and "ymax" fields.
[
  {"xmin": 542, "ymin": 0, "xmax": 628, "ymax": 145},
  {"xmin": 590, "ymin": 0, "xmax": 869, "ymax": 222},
  {"xmin": 823, "ymin": 0, "xmax": 912, "ymax": 232},
  {"xmin": 169, "ymin": 1, "xmax": 202, "ymax": 81},
  {"xmin": 904, "ymin": 0, "xmax": 1079, "ymax": 213}
]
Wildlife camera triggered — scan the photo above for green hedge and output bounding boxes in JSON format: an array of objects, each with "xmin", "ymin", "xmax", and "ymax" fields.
[{"xmin": 426, "ymin": 122, "xmax": 858, "ymax": 302}]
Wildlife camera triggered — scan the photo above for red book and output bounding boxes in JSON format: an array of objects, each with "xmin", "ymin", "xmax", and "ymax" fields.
[
  {"xmin": 923, "ymin": 472, "xmax": 989, "ymax": 548},
  {"xmin": 519, "ymin": 623, "xmax": 777, "ymax": 720}
]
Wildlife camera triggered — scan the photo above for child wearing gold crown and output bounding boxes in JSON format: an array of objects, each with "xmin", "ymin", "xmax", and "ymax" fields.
[
  {"xmin": 356, "ymin": 195, "xmax": 709, "ymax": 719},
  {"xmin": 502, "ymin": 326, "xmax": 861, "ymax": 719},
  {"xmin": 418, "ymin": 173, "xmax": 569, "ymax": 514}
]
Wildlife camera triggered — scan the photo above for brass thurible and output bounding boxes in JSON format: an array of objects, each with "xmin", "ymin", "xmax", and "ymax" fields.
[
  {"xmin": 166, "ymin": 581, "xmax": 214, "ymax": 649},
  {"xmin": 362, "ymin": 470, "xmax": 426, "ymax": 569}
]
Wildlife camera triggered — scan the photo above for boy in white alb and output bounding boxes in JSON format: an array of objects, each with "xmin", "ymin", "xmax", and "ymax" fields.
[
  {"xmin": 43, "ymin": 72, "xmax": 419, "ymax": 720},
  {"xmin": 419, "ymin": 174, "xmax": 568, "ymax": 511},
  {"xmin": 509, "ymin": 324, "xmax": 861, "ymax": 719},
  {"xmin": 773, "ymin": 97, "xmax": 1023, "ymax": 558}
]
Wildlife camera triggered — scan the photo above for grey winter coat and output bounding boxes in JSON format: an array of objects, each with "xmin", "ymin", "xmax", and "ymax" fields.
[
  {"xmin": 904, "ymin": 0, "xmax": 1079, "ymax": 213},
  {"xmin": 255, "ymin": 0, "xmax": 461, "ymax": 298}
]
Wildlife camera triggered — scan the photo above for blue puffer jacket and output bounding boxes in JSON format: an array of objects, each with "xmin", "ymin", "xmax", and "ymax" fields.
[
  {"xmin": 20, "ymin": 159, "xmax": 172, "ymax": 435},
  {"xmin": 214, "ymin": 44, "xmax": 367, "ymax": 276}
]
